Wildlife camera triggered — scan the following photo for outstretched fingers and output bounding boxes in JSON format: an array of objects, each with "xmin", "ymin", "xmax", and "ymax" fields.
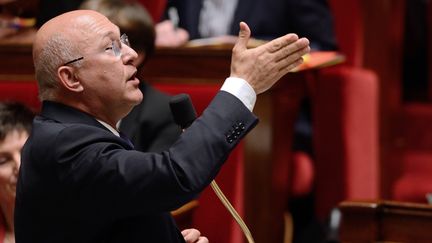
[
  {"xmin": 267, "ymin": 38, "xmax": 310, "ymax": 82},
  {"xmin": 280, "ymin": 57, "xmax": 305, "ymax": 74},
  {"xmin": 266, "ymin": 33, "xmax": 299, "ymax": 53},
  {"xmin": 279, "ymin": 44, "xmax": 310, "ymax": 68},
  {"xmin": 275, "ymin": 37, "xmax": 310, "ymax": 62},
  {"xmin": 273, "ymin": 38, "xmax": 310, "ymax": 75}
]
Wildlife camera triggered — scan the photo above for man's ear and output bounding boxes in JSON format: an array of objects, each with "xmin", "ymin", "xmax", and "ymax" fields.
[{"xmin": 57, "ymin": 66, "xmax": 84, "ymax": 92}]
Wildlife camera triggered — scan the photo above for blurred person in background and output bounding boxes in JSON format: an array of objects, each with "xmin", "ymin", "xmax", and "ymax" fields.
[
  {"xmin": 0, "ymin": 102, "xmax": 34, "ymax": 243},
  {"xmin": 163, "ymin": 0, "xmax": 337, "ymax": 50}
]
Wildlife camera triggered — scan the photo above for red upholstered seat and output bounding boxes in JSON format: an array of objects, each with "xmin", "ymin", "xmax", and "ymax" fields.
[
  {"xmin": 300, "ymin": 0, "xmax": 380, "ymax": 219},
  {"xmin": 391, "ymin": 105, "xmax": 432, "ymax": 203},
  {"xmin": 312, "ymin": 66, "xmax": 379, "ymax": 218},
  {"xmin": 290, "ymin": 151, "xmax": 315, "ymax": 197},
  {"xmin": 374, "ymin": 1, "xmax": 432, "ymax": 204},
  {"xmin": 393, "ymin": 151, "xmax": 432, "ymax": 203},
  {"xmin": 0, "ymin": 81, "xmax": 40, "ymax": 111}
]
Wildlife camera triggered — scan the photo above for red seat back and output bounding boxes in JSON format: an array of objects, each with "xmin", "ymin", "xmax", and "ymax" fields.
[
  {"xmin": 328, "ymin": 0, "xmax": 364, "ymax": 66},
  {"xmin": 0, "ymin": 81, "xmax": 40, "ymax": 111},
  {"xmin": 308, "ymin": 0, "xmax": 380, "ymax": 218}
]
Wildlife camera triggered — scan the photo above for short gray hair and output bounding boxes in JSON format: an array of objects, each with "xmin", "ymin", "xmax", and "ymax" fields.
[{"xmin": 34, "ymin": 33, "xmax": 82, "ymax": 101}]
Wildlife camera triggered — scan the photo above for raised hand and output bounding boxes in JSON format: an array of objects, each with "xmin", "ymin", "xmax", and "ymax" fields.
[{"xmin": 230, "ymin": 22, "xmax": 310, "ymax": 94}]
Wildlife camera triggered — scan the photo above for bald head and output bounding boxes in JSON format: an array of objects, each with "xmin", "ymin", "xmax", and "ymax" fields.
[
  {"xmin": 33, "ymin": 10, "xmax": 141, "ymax": 127},
  {"xmin": 34, "ymin": 10, "xmax": 111, "ymax": 58},
  {"xmin": 33, "ymin": 10, "xmax": 117, "ymax": 101}
]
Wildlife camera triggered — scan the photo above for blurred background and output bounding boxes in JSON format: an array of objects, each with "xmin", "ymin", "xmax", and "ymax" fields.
[{"xmin": 0, "ymin": 0, "xmax": 431, "ymax": 242}]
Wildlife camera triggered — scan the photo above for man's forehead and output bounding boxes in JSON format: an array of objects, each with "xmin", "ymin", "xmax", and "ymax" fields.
[
  {"xmin": 67, "ymin": 15, "xmax": 121, "ymax": 46},
  {"xmin": 38, "ymin": 11, "xmax": 112, "ymax": 40},
  {"xmin": 73, "ymin": 13, "xmax": 119, "ymax": 34}
]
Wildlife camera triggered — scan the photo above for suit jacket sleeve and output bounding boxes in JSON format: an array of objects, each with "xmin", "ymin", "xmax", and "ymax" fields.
[{"xmin": 51, "ymin": 91, "xmax": 257, "ymax": 218}]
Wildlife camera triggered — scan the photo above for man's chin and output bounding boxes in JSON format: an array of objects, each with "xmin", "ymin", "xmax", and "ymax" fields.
[
  {"xmin": 133, "ymin": 91, "xmax": 144, "ymax": 105},
  {"xmin": 126, "ymin": 91, "xmax": 144, "ymax": 108}
]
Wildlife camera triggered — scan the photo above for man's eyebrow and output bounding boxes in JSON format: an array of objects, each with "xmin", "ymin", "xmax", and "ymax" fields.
[
  {"xmin": 104, "ymin": 27, "xmax": 121, "ymax": 38},
  {"xmin": 98, "ymin": 31, "xmax": 119, "ymax": 45},
  {"xmin": 102, "ymin": 31, "xmax": 116, "ymax": 39}
]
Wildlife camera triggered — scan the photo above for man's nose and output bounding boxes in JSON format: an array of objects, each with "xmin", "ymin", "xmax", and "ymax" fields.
[{"xmin": 121, "ymin": 44, "xmax": 139, "ymax": 64}]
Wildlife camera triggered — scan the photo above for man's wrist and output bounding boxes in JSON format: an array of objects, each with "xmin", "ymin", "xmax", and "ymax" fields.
[{"xmin": 220, "ymin": 77, "xmax": 256, "ymax": 111}]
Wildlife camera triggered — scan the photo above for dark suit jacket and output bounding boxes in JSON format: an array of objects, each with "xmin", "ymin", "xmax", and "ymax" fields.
[
  {"xmin": 120, "ymin": 82, "xmax": 181, "ymax": 153},
  {"xmin": 15, "ymin": 91, "xmax": 258, "ymax": 243},
  {"xmin": 168, "ymin": 0, "xmax": 337, "ymax": 50}
]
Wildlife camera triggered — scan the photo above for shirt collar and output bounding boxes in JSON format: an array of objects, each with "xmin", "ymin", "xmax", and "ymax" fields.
[{"xmin": 96, "ymin": 119, "xmax": 120, "ymax": 137}]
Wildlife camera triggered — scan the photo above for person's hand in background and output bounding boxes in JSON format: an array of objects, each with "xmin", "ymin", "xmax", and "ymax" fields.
[{"xmin": 155, "ymin": 20, "xmax": 189, "ymax": 47}]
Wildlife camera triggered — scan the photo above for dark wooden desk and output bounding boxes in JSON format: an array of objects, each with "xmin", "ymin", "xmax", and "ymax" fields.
[
  {"xmin": 0, "ymin": 28, "xmax": 35, "ymax": 80},
  {"xmin": 339, "ymin": 200, "xmax": 432, "ymax": 242}
]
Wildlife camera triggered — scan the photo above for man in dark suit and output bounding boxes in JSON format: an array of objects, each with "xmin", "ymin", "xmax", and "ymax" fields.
[
  {"xmin": 167, "ymin": 0, "xmax": 337, "ymax": 50},
  {"xmin": 14, "ymin": 9, "xmax": 310, "ymax": 243}
]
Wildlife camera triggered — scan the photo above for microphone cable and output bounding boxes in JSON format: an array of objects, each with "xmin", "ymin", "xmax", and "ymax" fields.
[{"xmin": 210, "ymin": 180, "xmax": 255, "ymax": 243}]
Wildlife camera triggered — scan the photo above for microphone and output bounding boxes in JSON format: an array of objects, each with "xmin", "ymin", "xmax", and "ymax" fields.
[
  {"xmin": 169, "ymin": 93, "xmax": 197, "ymax": 130},
  {"xmin": 169, "ymin": 93, "xmax": 256, "ymax": 243}
]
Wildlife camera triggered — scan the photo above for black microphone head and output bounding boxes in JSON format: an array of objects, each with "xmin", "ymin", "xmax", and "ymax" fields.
[{"xmin": 169, "ymin": 93, "xmax": 197, "ymax": 129}]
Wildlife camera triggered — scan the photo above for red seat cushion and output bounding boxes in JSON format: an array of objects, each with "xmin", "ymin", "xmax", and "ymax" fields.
[
  {"xmin": 393, "ymin": 152, "xmax": 432, "ymax": 203},
  {"xmin": 0, "ymin": 81, "xmax": 40, "ymax": 111}
]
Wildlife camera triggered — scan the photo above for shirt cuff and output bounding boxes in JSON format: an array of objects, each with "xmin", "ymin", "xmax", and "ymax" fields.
[{"xmin": 220, "ymin": 77, "xmax": 256, "ymax": 111}]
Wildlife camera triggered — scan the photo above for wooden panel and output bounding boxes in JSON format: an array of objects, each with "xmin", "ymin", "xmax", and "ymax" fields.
[
  {"xmin": 340, "ymin": 200, "xmax": 432, "ymax": 242},
  {"xmin": 0, "ymin": 28, "xmax": 35, "ymax": 79}
]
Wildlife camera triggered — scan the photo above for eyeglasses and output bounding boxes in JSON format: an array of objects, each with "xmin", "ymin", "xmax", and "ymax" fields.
[{"xmin": 63, "ymin": 34, "xmax": 130, "ymax": 66}]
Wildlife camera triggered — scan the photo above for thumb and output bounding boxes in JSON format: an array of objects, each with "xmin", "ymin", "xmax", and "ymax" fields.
[{"xmin": 234, "ymin": 22, "xmax": 251, "ymax": 52}]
